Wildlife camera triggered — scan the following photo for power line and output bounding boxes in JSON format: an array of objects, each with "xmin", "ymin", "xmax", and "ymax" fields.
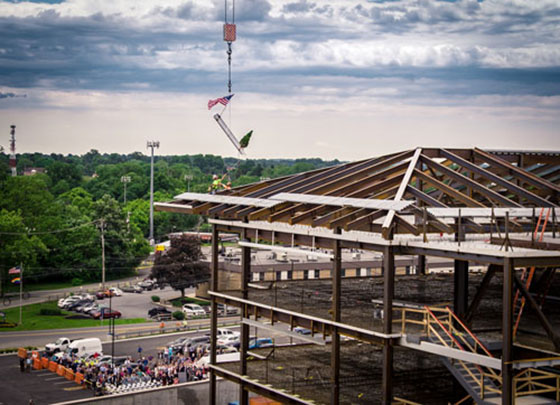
[{"xmin": 0, "ymin": 220, "xmax": 100, "ymax": 236}]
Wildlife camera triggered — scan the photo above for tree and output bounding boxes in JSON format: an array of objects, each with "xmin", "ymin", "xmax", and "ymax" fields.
[{"xmin": 151, "ymin": 235, "xmax": 209, "ymax": 297}]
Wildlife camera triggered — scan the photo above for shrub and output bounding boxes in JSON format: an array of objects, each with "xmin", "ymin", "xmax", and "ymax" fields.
[
  {"xmin": 151, "ymin": 295, "xmax": 160, "ymax": 303},
  {"xmin": 71, "ymin": 278, "xmax": 83, "ymax": 286},
  {"xmin": 39, "ymin": 308, "xmax": 62, "ymax": 316},
  {"xmin": 172, "ymin": 311, "xmax": 185, "ymax": 320}
]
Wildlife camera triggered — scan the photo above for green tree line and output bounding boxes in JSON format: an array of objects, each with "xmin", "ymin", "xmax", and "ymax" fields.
[{"xmin": 0, "ymin": 150, "xmax": 339, "ymax": 289}]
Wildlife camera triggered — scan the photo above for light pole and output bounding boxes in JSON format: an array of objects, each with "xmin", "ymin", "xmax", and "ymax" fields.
[
  {"xmin": 120, "ymin": 175, "xmax": 131, "ymax": 204},
  {"xmin": 184, "ymin": 174, "xmax": 193, "ymax": 192},
  {"xmin": 147, "ymin": 141, "xmax": 159, "ymax": 245},
  {"xmin": 98, "ymin": 219, "xmax": 106, "ymax": 291}
]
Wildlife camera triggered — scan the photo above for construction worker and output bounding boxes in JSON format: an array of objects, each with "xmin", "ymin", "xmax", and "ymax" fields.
[{"xmin": 208, "ymin": 174, "xmax": 228, "ymax": 194}]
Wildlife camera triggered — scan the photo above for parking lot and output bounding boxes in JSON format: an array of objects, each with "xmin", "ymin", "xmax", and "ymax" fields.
[{"xmin": 60, "ymin": 285, "xmax": 193, "ymax": 320}]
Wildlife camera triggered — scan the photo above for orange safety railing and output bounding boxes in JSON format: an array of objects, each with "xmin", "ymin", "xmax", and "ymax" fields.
[
  {"xmin": 65, "ymin": 368, "xmax": 75, "ymax": 381},
  {"xmin": 41, "ymin": 357, "xmax": 49, "ymax": 369},
  {"xmin": 48, "ymin": 361, "xmax": 58, "ymax": 372},
  {"xmin": 513, "ymin": 207, "xmax": 551, "ymax": 337},
  {"xmin": 32, "ymin": 358, "xmax": 41, "ymax": 370},
  {"xmin": 56, "ymin": 364, "xmax": 65, "ymax": 376},
  {"xmin": 74, "ymin": 372, "xmax": 84, "ymax": 385},
  {"xmin": 514, "ymin": 368, "xmax": 560, "ymax": 402},
  {"xmin": 17, "ymin": 348, "xmax": 27, "ymax": 359}
]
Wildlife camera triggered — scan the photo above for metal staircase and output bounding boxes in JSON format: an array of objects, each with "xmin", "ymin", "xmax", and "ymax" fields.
[{"xmin": 424, "ymin": 306, "xmax": 502, "ymax": 404}]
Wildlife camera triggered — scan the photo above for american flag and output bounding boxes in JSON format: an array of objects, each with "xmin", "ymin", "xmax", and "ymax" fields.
[
  {"xmin": 8, "ymin": 266, "xmax": 21, "ymax": 275},
  {"xmin": 208, "ymin": 94, "xmax": 234, "ymax": 110}
]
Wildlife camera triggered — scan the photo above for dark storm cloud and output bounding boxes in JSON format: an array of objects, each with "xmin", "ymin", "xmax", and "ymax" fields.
[{"xmin": 0, "ymin": 0, "xmax": 559, "ymax": 106}]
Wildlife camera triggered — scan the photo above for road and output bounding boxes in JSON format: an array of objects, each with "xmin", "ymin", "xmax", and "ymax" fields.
[{"xmin": 0, "ymin": 316, "xmax": 239, "ymax": 350}]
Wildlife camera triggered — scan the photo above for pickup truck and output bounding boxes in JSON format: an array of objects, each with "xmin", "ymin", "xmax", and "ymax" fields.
[{"xmin": 45, "ymin": 337, "xmax": 73, "ymax": 354}]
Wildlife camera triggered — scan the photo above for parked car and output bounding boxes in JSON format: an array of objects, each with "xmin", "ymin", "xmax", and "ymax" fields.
[
  {"xmin": 95, "ymin": 290, "xmax": 112, "ymax": 299},
  {"xmin": 217, "ymin": 304, "xmax": 240, "ymax": 316},
  {"xmin": 109, "ymin": 287, "xmax": 123, "ymax": 297},
  {"xmin": 207, "ymin": 328, "xmax": 240, "ymax": 338},
  {"xmin": 122, "ymin": 285, "xmax": 143, "ymax": 293},
  {"xmin": 91, "ymin": 308, "xmax": 121, "ymax": 319},
  {"xmin": 83, "ymin": 303, "xmax": 100, "ymax": 314},
  {"xmin": 138, "ymin": 279, "xmax": 156, "ymax": 290},
  {"xmin": 58, "ymin": 296, "xmax": 82, "ymax": 309},
  {"xmin": 67, "ymin": 299, "xmax": 93, "ymax": 311},
  {"xmin": 294, "ymin": 327, "xmax": 312, "ymax": 335},
  {"xmin": 249, "ymin": 337, "xmax": 274, "ymax": 349},
  {"xmin": 182, "ymin": 303, "xmax": 206, "ymax": 318},
  {"xmin": 168, "ymin": 337, "xmax": 191, "ymax": 354},
  {"xmin": 217, "ymin": 334, "xmax": 240, "ymax": 347},
  {"xmin": 182, "ymin": 336, "xmax": 210, "ymax": 353},
  {"xmin": 53, "ymin": 338, "xmax": 102, "ymax": 361},
  {"xmin": 148, "ymin": 307, "xmax": 171, "ymax": 318}
]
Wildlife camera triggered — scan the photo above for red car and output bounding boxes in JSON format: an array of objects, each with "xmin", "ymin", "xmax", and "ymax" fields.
[{"xmin": 91, "ymin": 308, "xmax": 122, "ymax": 319}]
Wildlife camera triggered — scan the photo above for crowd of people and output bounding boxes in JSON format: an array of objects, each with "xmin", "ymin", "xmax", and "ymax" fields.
[{"xmin": 51, "ymin": 343, "xmax": 210, "ymax": 396}]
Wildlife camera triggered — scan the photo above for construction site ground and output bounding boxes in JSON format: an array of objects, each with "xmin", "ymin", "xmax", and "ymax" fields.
[{"xmin": 220, "ymin": 270, "xmax": 560, "ymax": 404}]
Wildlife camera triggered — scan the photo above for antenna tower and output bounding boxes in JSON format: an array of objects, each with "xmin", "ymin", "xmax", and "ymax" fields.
[{"xmin": 9, "ymin": 125, "xmax": 16, "ymax": 177}]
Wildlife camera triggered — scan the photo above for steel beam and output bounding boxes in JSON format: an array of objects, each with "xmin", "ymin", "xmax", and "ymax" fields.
[
  {"xmin": 440, "ymin": 149, "xmax": 557, "ymax": 207},
  {"xmin": 382, "ymin": 246, "xmax": 395, "ymax": 405},
  {"xmin": 502, "ymin": 258, "xmax": 514, "ymax": 405},
  {"xmin": 465, "ymin": 264, "xmax": 499, "ymax": 324},
  {"xmin": 239, "ymin": 227, "xmax": 251, "ymax": 405},
  {"xmin": 453, "ymin": 260, "xmax": 469, "ymax": 319},
  {"xmin": 210, "ymin": 365, "xmax": 314, "ymax": 405},
  {"xmin": 209, "ymin": 224, "xmax": 219, "ymax": 405},
  {"xmin": 513, "ymin": 274, "xmax": 560, "ymax": 351},
  {"xmin": 382, "ymin": 148, "xmax": 422, "ymax": 238},
  {"xmin": 331, "ymin": 231, "xmax": 341, "ymax": 405}
]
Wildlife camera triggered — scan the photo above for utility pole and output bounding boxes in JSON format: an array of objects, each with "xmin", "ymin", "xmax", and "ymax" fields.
[
  {"xmin": 99, "ymin": 219, "xmax": 106, "ymax": 291},
  {"xmin": 120, "ymin": 175, "xmax": 131, "ymax": 204},
  {"xmin": 9, "ymin": 125, "xmax": 16, "ymax": 177},
  {"xmin": 147, "ymin": 141, "xmax": 159, "ymax": 245},
  {"xmin": 184, "ymin": 174, "xmax": 193, "ymax": 192}
]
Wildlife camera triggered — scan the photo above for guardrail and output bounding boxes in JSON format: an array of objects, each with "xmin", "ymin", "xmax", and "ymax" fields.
[{"xmin": 113, "ymin": 318, "xmax": 240, "ymax": 340}]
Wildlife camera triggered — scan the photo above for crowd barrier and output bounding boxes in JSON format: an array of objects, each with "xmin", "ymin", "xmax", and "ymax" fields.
[{"xmin": 18, "ymin": 349, "xmax": 87, "ymax": 391}]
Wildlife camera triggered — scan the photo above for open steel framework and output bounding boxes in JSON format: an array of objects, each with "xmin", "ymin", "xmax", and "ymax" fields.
[{"xmin": 156, "ymin": 148, "xmax": 560, "ymax": 405}]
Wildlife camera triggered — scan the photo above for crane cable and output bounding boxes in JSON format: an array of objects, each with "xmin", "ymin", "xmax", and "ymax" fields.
[{"xmin": 225, "ymin": 0, "xmax": 235, "ymax": 95}]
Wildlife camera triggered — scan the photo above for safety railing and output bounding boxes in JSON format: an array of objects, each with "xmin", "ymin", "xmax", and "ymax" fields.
[
  {"xmin": 392, "ymin": 397, "xmax": 421, "ymax": 405},
  {"xmin": 514, "ymin": 368, "xmax": 560, "ymax": 402},
  {"xmin": 395, "ymin": 305, "xmax": 502, "ymax": 399}
]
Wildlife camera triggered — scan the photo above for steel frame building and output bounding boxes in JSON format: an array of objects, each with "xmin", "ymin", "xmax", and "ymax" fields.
[{"xmin": 157, "ymin": 147, "xmax": 560, "ymax": 405}]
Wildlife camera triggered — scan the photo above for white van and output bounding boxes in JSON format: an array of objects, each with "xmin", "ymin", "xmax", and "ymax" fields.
[{"xmin": 53, "ymin": 338, "xmax": 102, "ymax": 360}]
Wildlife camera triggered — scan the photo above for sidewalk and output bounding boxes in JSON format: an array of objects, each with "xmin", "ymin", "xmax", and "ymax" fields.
[{"xmin": 1, "ymin": 263, "xmax": 153, "ymax": 310}]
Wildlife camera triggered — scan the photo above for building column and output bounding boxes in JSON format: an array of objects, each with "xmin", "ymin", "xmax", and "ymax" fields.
[
  {"xmin": 239, "ymin": 229, "xmax": 251, "ymax": 405},
  {"xmin": 382, "ymin": 246, "xmax": 395, "ymax": 405},
  {"xmin": 209, "ymin": 224, "xmax": 219, "ymax": 405},
  {"xmin": 454, "ymin": 260, "xmax": 469, "ymax": 318},
  {"xmin": 331, "ymin": 233, "xmax": 342, "ymax": 405},
  {"xmin": 502, "ymin": 258, "xmax": 514, "ymax": 405},
  {"xmin": 417, "ymin": 255, "xmax": 426, "ymax": 275}
]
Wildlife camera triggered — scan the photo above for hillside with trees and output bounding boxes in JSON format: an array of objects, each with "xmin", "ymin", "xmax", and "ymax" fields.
[{"xmin": 0, "ymin": 151, "xmax": 339, "ymax": 290}]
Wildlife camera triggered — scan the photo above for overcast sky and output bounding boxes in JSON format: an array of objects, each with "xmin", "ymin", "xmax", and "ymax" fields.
[{"xmin": 0, "ymin": 0, "xmax": 559, "ymax": 160}]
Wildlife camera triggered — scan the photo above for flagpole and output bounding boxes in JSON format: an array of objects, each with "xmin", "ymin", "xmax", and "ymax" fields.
[{"xmin": 19, "ymin": 264, "xmax": 23, "ymax": 326}]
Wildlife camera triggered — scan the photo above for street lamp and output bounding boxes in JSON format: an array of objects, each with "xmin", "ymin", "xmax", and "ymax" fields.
[
  {"xmin": 120, "ymin": 175, "xmax": 131, "ymax": 204},
  {"xmin": 147, "ymin": 141, "xmax": 160, "ymax": 245},
  {"xmin": 184, "ymin": 174, "xmax": 193, "ymax": 192}
]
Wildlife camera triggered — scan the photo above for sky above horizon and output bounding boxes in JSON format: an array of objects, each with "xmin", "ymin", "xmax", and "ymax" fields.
[{"xmin": 0, "ymin": 0, "xmax": 559, "ymax": 160}]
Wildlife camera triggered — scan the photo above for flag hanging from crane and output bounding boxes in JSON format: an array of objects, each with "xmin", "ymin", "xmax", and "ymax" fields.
[{"xmin": 208, "ymin": 94, "xmax": 234, "ymax": 110}]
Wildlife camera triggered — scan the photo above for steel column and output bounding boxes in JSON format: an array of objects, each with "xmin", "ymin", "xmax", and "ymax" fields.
[
  {"xmin": 417, "ymin": 255, "xmax": 426, "ymax": 275},
  {"xmin": 209, "ymin": 224, "xmax": 220, "ymax": 405},
  {"xmin": 382, "ymin": 245, "xmax": 395, "ymax": 405},
  {"xmin": 331, "ymin": 230, "xmax": 342, "ymax": 405},
  {"xmin": 239, "ymin": 228, "xmax": 251, "ymax": 405},
  {"xmin": 454, "ymin": 260, "xmax": 469, "ymax": 318},
  {"xmin": 502, "ymin": 258, "xmax": 514, "ymax": 405}
]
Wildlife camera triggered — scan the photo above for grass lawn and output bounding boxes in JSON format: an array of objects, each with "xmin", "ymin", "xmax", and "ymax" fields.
[{"xmin": 0, "ymin": 301, "xmax": 146, "ymax": 332}]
